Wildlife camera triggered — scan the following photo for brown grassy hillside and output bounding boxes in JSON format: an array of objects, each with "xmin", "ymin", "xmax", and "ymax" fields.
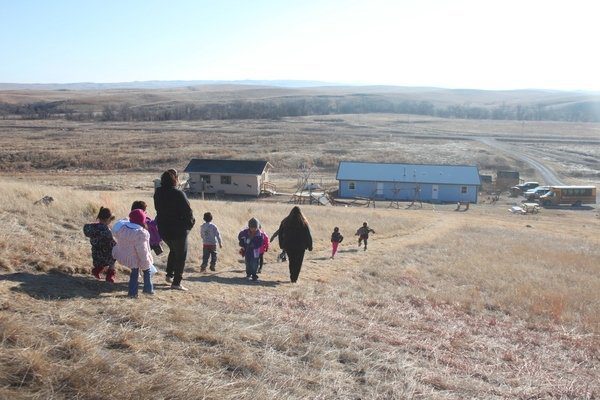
[
  {"xmin": 2, "ymin": 116, "xmax": 600, "ymax": 185},
  {"xmin": 0, "ymin": 180, "xmax": 598, "ymax": 399}
]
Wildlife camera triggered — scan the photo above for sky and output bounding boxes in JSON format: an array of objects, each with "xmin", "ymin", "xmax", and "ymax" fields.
[{"xmin": 1, "ymin": 0, "xmax": 599, "ymax": 90}]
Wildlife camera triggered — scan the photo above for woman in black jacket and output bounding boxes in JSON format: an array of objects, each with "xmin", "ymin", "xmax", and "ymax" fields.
[
  {"xmin": 153, "ymin": 170, "xmax": 195, "ymax": 291},
  {"xmin": 277, "ymin": 206, "xmax": 312, "ymax": 283}
]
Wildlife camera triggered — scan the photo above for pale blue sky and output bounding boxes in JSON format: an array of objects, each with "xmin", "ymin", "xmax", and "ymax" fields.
[{"xmin": 1, "ymin": 0, "xmax": 599, "ymax": 90}]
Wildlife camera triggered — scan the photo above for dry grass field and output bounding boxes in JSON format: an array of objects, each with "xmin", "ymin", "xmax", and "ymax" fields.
[
  {"xmin": 0, "ymin": 178, "xmax": 598, "ymax": 399},
  {"xmin": 0, "ymin": 109, "xmax": 599, "ymax": 398},
  {"xmin": 1, "ymin": 114, "xmax": 599, "ymax": 188}
]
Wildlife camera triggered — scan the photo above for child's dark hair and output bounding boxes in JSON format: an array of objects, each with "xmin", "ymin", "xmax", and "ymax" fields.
[
  {"xmin": 203, "ymin": 212, "xmax": 213, "ymax": 222},
  {"xmin": 334, "ymin": 227, "xmax": 339, "ymax": 232},
  {"xmin": 131, "ymin": 200, "xmax": 147, "ymax": 211},
  {"xmin": 97, "ymin": 206, "xmax": 115, "ymax": 221}
]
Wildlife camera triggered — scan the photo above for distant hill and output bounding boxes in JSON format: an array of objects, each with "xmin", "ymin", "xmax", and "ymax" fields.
[
  {"xmin": 0, "ymin": 80, "xmax": 337, "ymax": 91},
  {"xmin": 0, "ymin": 82, "xmax": 599, "ymax": 122}
]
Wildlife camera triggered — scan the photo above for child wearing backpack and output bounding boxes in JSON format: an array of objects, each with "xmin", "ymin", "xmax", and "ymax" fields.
[
  {"xmin": 112, "ymin": 209, "xmax": 154, "ymax": 297},
  {"xmin": 130, "ymin": 200, "xmax": 163, "ymax": 255},
  {"xmin": 330, "ymin": 227, "xmax": 344, "ymax": 259},
  {"xmin": 83, "ymin": 207, "xmax": 117, "ymax": 282}
]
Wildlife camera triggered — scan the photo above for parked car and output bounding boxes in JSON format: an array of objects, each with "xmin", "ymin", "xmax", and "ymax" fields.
[
  {"xmin": 509, "ymin": 181, "xmax": 539, "ymax": 197},
  {"xmin": 524, "ymin": 186, "xmax": 550, "ymax": 201}
]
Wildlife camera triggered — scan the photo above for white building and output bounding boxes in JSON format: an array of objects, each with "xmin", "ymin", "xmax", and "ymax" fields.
[{"xmin": 183, "ymin": 159, "xmax": 273, "ymax": 197}]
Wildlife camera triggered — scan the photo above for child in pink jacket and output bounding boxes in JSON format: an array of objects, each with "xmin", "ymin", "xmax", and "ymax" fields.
[
  {"xmin": 258, "ymin": 226, "xmax": 269, "ymax": 273},
  {"xmin": 112, "ymin": 209, "xmax": 154, "ymax": 297}
]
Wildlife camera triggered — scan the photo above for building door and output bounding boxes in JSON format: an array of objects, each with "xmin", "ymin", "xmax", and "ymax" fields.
[
  {"xmin": 432, "ymin": 185, "xmax": 439, "ymax": 200},
  {"xmin": 376, "ymin": 182, "xmax": 384, "ymax": 197}
]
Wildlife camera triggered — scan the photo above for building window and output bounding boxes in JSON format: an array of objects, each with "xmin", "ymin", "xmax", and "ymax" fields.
[
  {"xmin": 461, "ymin": 186, "xmax": 468, "ymax": 193},
  {"xmin": 200, "ymin": 175, "xmax": 211, "ymax": 184},
  {"xmin": 221, "ymin": 175, "xmax": 232, "ymax": 185},
  {"xmin": 348, "ymin": 182, "xmax": 356, "ymax": 190}
]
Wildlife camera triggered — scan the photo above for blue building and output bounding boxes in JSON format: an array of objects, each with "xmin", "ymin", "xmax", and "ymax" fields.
[{"xmin": 336, "ymin": 161, "xmax": 481, "ymax": 203}]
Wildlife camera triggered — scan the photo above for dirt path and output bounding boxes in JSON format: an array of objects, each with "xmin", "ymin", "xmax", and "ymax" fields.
[
  {"xmin": 176, "ymin": 214, "xmax": 458, "ymax": 292},
  {"xmin": 475, "ymin": 137, "xmax": 564, "ymax": 185}
]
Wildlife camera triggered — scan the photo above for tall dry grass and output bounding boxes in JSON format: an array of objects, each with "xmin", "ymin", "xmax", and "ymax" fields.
[{"xmin": 0, "ymin": 178, "xmax": 599, "ymax": 399}]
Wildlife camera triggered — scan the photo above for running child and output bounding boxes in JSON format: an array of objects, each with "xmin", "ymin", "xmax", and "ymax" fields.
[
  {"xmin": 330, "ymin": 227, "xmax": 344, "ymax": 259},
  {"xmin": 355, "ymin": 222, "xmax": 375, "ymax": 251},
  {"xmin": 83, "ymin": 207, "xmax": 117, "ymax": 282}
]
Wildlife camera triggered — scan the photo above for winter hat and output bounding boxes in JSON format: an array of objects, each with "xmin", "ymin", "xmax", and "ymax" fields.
[
  {"xmin": 129, "ymin": 209, "xmax": 147, "ymax": 227},
  {"xmin": 248, "ymin": 218, "xmax": 259, "ymax": 229}
]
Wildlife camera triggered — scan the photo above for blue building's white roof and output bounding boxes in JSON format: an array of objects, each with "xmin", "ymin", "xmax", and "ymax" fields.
[{"xmin": 336, "ymin": 162, "xmax": 481, "ymax": 185}]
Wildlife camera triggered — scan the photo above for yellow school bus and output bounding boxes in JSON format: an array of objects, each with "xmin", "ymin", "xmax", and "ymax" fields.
[{"xmin": 539, "ymin": 186, "xmax": 597, "ymax": 206}]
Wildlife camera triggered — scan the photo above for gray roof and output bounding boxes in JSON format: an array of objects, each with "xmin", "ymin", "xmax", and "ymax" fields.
[
  {"xmin": 336, "ymin": 162, "xmax": 481, "ymax": 185},
  {"xmin": 184, "ymin": 159, "xmax": 270, "ymax": 175}
]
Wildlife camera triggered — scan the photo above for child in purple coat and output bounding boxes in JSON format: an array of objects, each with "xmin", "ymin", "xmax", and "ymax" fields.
[
  {"xmin": 131, "ymin": 200, "xmax": 163, "ymax": 255},
  {"xmin": 238, "ymin": 218, "xmax": 263, "ymax": 281}
]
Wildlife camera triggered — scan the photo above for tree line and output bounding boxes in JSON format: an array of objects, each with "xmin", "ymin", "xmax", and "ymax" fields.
[{"xmin": 1, "ymin": 95, "xmax": 598, "ymax": 122}]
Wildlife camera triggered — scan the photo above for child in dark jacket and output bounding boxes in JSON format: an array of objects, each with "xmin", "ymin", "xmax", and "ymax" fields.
[
  {"xmin": 238, "ymin": 218, "xmax": 263, "ymax": 281},
  {"xmin": 355, "ymin": 222, "xmax": 375, "ymax": 251},
  {"xmin": 83, "ymin": 207, "xmax": 117, "ymax": 282},
  {"xmin": 330, "ymin": 227, "xmax": 344, "ymax": 259}
]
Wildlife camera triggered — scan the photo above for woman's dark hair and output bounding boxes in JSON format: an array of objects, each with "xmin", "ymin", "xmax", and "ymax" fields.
[
  {"xmin": 203, "ymin": 212, "xmax": 213, "ymax": 222},
  {"xmin": 283, "ymin": 206, "xmax": 308, "ymax": 228},
  {"xmin": 160, "ymin": 170, "xmax": 177, "ymax": 188},
  {"xmin": 97, "ymin": 206, "xmax": 115, "ymax": 221},
  {"xmin": 131, "ymin": 200, "xmax": 147, "ymax": 211},
  {"xmin": 334, "ymin": 227, "xmax": 339, "ymax": 232}
]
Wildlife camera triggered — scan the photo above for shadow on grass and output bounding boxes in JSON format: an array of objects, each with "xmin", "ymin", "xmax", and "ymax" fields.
[
  {"xmin": 0, "ymin": 271, "xmax": 127, "ymax": 300},
  {"xmin": 187, "ymin": 273, "xmax": 284, "ymax": 287},
  {"xmin": 338, "ymin": 248, "xmax": 360, "ymax": 253}
]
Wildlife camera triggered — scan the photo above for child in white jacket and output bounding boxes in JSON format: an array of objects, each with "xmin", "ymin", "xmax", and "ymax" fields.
[{"xmin": 112, "ymin": 209, "xmax": 154, "ymax": 297}]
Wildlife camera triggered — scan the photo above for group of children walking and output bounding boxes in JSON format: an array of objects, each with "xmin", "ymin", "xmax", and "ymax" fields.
[
  {"xmin": 83, "ymin": 201, "xmax": 162, "ymax": 297},
  {"xmin": 84, "ymin": 201, "xmax": 376, "ymax": 294}
]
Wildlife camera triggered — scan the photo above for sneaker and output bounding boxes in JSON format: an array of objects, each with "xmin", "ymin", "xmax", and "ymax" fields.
[
  {"xmin": 143, "ymin": 290, "xmax": 155, "ymax": 295},
  {"xmin": 200, "ymin": 267, "xmax": 206, "ymax": 272},
  {"xmin": 246, "ymin": 275, "xmax": 252, "ymax": 280},
  {"xmin": 209, "ymin": 265, "xmax": 216, "ymax": 271},
  {"xmin": 252, "ymin": 275, "xmax": 259, "ymax": 281},
  {"xmin": 91, "ymin": 266, "xmax": 103, "ymax": 280},
  {"xmin": 170, "ymin": 284, "xmax": 188, "ymax": 291},
  {"xmin": 165, "ymin": 275, "xmax": 173, "ymax": 283}
]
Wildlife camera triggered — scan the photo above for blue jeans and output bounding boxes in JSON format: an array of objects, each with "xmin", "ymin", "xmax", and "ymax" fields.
[
  {"xmin": 245, "ymin": 257, "xmax": 259, "ymax": 278},
  {"xmin": 128, "ymin": 268, "xmax": 154, "ymax": 297}
]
